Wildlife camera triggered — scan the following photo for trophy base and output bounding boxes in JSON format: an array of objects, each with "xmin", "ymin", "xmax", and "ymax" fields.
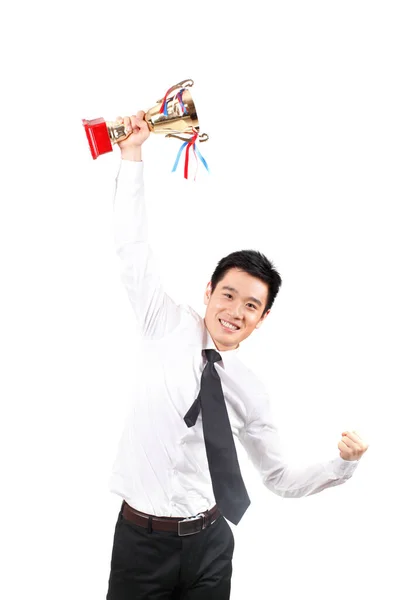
[{"xmin": 82, "ymin": 118, "xmax": 113, "ymax": 160}]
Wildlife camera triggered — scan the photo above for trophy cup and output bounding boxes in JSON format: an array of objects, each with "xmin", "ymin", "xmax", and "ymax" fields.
[{"xmin": 82, "ymin": 79, "xmax": 208, "ymax": 160}]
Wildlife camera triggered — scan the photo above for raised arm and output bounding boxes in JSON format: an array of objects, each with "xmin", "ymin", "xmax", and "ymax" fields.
[{"xmin": 113, "ymin": 112, "xmax": 181, "ymax": 338}]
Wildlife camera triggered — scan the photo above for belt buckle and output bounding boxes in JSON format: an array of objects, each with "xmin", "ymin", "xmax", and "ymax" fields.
[{"xmin": 178, "ymin": 513, "xmax": 205, "ymax": 537}]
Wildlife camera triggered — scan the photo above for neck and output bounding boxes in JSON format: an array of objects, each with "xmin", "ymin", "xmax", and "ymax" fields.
[{"xmin": 205, "ymin": 323, "xmax": 239, "ymax": 352}]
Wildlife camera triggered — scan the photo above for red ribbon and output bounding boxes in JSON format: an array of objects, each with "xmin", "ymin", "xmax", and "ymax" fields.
[
  {"xmin": 184, "ymin": 130, "xmax": 199, "ymax": 179},
  {"xmin": 159, "ymin": 84, "xmax": 177, "ymax": 115}
]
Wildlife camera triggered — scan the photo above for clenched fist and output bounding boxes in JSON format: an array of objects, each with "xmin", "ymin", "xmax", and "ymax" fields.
[
  {"xmin": 116, "ymin": 111, "xmax": 150, "ymax": 161},
  {"xmin": 338, "ymin": 430, "xmax": 368, "ymax": 461}
]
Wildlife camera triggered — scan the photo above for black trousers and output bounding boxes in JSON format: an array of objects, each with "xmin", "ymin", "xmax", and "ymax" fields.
[{"xmin": 106, "ymin": 503, "xmax": 235, "ymax": 600}]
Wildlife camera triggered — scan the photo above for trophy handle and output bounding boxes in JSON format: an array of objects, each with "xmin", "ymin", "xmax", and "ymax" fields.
[
  {"xmin": 166, "ymin": 132, "xmax": 209, "ymax": 143},
  {"xmin": 156, "ymin": 79, "xmax": 194, "ymax": 103}
]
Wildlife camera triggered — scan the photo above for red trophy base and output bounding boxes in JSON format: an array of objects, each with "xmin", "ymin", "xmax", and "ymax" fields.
[{"xmin": 82, "ymin": 118, "xmax": 113, "ymax": 160}]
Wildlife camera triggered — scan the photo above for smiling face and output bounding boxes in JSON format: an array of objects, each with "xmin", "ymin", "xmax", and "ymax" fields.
[{"xmin": 204, "ymin": 268, "xmax": 270, "ymax": 351}]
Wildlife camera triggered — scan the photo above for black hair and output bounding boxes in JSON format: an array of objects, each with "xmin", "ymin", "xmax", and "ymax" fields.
[{"xmin": 210, "ymin": 250, "xmax": 282, "ymax": 316}]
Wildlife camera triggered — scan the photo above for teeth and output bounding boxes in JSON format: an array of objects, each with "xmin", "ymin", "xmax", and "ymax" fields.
[{"xmin": 220, "ymin": 319, "xmax": 239, "ymax": 331}]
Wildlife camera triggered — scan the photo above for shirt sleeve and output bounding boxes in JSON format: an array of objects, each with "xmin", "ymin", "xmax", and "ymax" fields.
[
  {"xmin": 239, "ymin": 392, "xmax": 359, "ymax": 498},
  {"xmin": 113, "ymin": 159, "xmax": 181, "ymax": 339}
]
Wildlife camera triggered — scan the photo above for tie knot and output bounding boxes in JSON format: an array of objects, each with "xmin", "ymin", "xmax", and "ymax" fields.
[{"xmin": 204, "ymin": 349, "xmax": 222, "ymax": 363}]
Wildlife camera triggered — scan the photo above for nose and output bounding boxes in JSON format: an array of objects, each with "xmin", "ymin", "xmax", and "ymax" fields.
[{"xmin": 228, "ymin": 301, "xmax": 244, "ymax": 319}]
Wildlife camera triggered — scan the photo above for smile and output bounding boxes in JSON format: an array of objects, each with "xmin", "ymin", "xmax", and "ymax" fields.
[{"xmin": 219, "ymin": 319, "xmax": 240, "ymax": 332}]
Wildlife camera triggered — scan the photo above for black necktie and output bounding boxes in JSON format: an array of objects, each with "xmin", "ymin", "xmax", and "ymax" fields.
[{"xmin": 184, "ymin": 349, "xmax": 251, "ymax": 525}]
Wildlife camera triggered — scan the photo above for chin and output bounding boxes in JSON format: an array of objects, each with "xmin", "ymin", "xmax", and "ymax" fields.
[{"xmin": 217, "ymin": 332, "xmax": 242, "ymax": 347}]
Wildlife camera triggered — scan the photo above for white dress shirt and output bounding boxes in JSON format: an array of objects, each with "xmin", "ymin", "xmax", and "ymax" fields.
[{"xmin": 108, "ymin": 159, "xmax": 359, "ymax": 519}]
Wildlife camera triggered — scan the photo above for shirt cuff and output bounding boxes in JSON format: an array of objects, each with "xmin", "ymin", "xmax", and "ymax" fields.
[
  {"xmin": 117, "ymin": 158, "xmax": 144, "ymax": 184},
  {"xmin": 331, "ymin": 456, "xmax": 359, "ymax": 478}
]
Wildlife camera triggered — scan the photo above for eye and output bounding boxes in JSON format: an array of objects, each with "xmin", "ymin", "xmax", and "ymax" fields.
[
  {"xmin": 223, "ymin": 293, "xmax": 233, "ymax": 299},
  {"xmin": 247, "ymin": 303, "xmax": 257, "ymax": 310}
]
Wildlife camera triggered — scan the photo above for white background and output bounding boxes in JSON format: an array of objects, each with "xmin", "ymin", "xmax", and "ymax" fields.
[{"xmin": 1, "ymin": 1, "xmax": 399, "ymax": 598}]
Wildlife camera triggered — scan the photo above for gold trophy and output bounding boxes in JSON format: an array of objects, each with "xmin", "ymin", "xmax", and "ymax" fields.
[{"xmin": 82, "ymin": 79, "xmax": 208, "ymax": 160}]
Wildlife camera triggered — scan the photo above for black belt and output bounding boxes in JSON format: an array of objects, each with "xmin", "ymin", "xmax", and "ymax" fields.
[{"xmin": 121, "ymin": 501, "xmax": 221, "ymax": 536}]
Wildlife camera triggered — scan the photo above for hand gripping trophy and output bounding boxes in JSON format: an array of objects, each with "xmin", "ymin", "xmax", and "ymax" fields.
[{"xmin": 82, "ymin": 79, "xmax": 209, "ymax": 178}]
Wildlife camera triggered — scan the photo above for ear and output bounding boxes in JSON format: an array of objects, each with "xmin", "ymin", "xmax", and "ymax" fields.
[
  {"xmin": 255, "ymin": 309, "xmax": 270, "ymax": 329},
  {"xmin": 204, "ymin": 282, "xmax": 212, "ymax": 306}
]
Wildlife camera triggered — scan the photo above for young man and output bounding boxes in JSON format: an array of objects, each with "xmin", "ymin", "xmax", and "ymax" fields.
[{"xmin": 106, "ymin": 112, "xmax": 368, "ymax": 600}]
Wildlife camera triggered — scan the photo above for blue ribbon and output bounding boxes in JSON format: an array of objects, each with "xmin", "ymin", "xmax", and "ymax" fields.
[
  {"xmin": 194, "ymin": 143, "xmax": 210, "ymax": 172},
  {"xmin": 176, "ymin": 90, "xmax": 187, "ymax": 114},
  {"xmin": 171, "ymin": 141, "xmax": 188, "ymax": 172}
]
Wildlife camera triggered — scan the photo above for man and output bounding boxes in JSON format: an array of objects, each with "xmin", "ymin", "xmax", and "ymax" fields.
[{"xmin": 106, "ymin": 112, "xmax": 368, "ymax": 600}]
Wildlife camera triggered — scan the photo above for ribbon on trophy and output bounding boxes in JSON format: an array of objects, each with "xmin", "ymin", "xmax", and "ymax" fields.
[
  {"xmin": 159, "ymin": 84, "xmax": 209, "ymax": 180},
  {"xmin": 171, "ymin": 128, "xmax": 210, "ymax": 180},
  {"xmin": 159, "ymin": 85, "xmax": 187, "ymax": 117}
]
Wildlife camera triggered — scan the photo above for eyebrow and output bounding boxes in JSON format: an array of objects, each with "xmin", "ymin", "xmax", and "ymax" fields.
[{"xmin": 221, "ymin": 286, "xmax": 263, "ymax": 307}]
